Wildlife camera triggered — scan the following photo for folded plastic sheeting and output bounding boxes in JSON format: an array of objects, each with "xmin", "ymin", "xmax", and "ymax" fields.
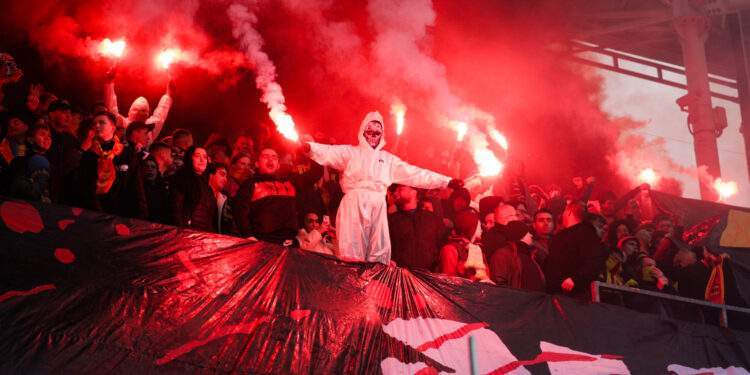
[{"xmin": 0, "ymin": 198, "xmax": 749, "ymax": 374}]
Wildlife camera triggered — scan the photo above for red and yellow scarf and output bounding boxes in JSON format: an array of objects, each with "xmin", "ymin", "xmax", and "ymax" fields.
[
  {"xmin": 91, "ymin": 136, "xmax": 124, "ymax": 194},
  {"xmin": 0, "ymin": 138, "xmax": 25, "ymax": 164},
  {"xmin": 703, "ymin": 255, "xmax": 725, "ymax": 305}
]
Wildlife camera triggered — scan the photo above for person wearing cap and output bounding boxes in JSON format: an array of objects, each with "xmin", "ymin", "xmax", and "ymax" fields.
[
  {"xmin": 77, "ymin": 111, "xmax": 147, "ymax": 219},
  {"xmin": 45, "ymin": 99, "xmax": 81, "ymax": 203},
  {"xmin": 104, "ymin": 67, "xmax": 174, "ymax": 148},
  {"xmin": 602, "ymin": 236, "xmax": 640, "ymax": 287},
  {"xmin": 487, "ymin": 220, "xmax": 546, "ymax": 292},
  {"xmin": 438, "ymin": 208, "xmax": 490, "ymax": 281},
  {"xmin": 125, "ymin": 121, "xmax": 155, "ymax": 160},
  {"xmin": 300, "ymin": 111, "xmax": 462, "ymax": 265}
]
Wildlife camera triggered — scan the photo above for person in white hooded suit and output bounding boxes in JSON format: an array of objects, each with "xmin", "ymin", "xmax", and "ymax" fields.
[
  {"xmin": 302, "ymin": 111, "xmax": 463, "ymax": 265},
  {"xmin": 104, "ymin": 68, "xmax": 173, "ymax": 148}
]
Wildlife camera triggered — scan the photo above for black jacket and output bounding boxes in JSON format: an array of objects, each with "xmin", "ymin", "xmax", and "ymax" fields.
[
  {"xmin": 388, "ymin": 209, "xmax": 447, "ymax": 270},
  {"xmin": 171, "ymin": 170, "xmax": 216, "ymax": 233},
  {"xmin": 144, "ymin": 173, "xmax": 172, "ymax": 225},
  {"xmin": 544, "ymin": 222, "xmax": 604, "ymax": 297},
  {"xmin": 47, "ymin": 129, "xmax": 81, "ymax": 203},
  {"xmin": 78, "ymin": 141, "xmax": 147, "ymax": 219},
  {"xmin": 232, "ymin": 162, "xmax": 323, "ymax": 244}
]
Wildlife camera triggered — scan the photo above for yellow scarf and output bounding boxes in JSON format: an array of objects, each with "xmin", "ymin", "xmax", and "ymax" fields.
[{"xmin": 91, "ymin": 136, "xmax": 124, "ymax": 194}]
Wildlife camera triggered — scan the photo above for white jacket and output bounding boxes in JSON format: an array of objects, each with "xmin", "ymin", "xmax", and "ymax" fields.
[
  {"xmin": 104, "ymin": 82, "xmax": 172, "ymax": 146},
  {"xmin": 307, "ymin": 111, "xmax": 450, "ymax": 264}
]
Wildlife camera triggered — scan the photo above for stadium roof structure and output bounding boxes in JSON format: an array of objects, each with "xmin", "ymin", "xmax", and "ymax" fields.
[
  {"xmin": 563, "ymin": 0, "xmax": 749, "ymax": 103},
  {"xmin": 562, "ymin": 0, "xmax": 750, "ymax": 189}
]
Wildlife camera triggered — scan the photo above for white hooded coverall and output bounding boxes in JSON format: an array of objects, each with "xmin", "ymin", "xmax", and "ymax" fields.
[
  {"xmin": 307, "ymin": 111, "xmax": 451, "ymax": 264},
  {"xmin": 104, "ymin": 82, "xmax": 173, "ymax": 147}
]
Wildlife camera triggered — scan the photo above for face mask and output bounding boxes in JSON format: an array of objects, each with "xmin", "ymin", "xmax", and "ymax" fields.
[
  {"xmin": 641, "ymin": 266, "xmax": 655, "ymax": 282},
  {"xmin": 363, "ymin": 121, "xmax": 382, "ymax": 148}
]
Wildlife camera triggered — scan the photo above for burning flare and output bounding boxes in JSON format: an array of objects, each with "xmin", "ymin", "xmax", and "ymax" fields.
[
  {"xmin": 157, "ymin": 49, "xmax": 181, "ymax": 69},
  {"xmin": 490, "ymin": 129, "xmax": 508, "ymax": 151},
  {"xmin": 474, "ymin": 148, "xmax": 503, "ymax": 177},
  {"xmin": 638, "ymin": 168, "xmax": 659, "ymax": 185},
  {"xmin": 455, "ymin": 122, "xmax": 468, "ymax": 142},
  {"xmin": 270, "ymin": 108, "xmax": 298, "ymax": 141},
  {"xmin": 713, "ymin": 178, "xmax": 738, "ymax": 203},
  {"xmin": 99, "ymin": 38, "xmax": 126, "ymax": 58},
  {"xmin": 391, "ymin": 103, "xmax": 406, "ymax": 135}
]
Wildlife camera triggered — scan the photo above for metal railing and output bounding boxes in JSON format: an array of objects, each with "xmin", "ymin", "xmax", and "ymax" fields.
[{"xmin": 591, "ymin": 281, "xmax": 750, "ymax": 329}]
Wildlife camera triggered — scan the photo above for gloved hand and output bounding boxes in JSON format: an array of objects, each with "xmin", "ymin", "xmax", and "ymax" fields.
[{"xmin": 447, "ymin": 178, "xmax": 464, "ymax": 189}]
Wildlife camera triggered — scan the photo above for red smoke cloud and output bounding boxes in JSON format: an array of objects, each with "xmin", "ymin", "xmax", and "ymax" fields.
[{"xmin": 1, "ymin": 0, "xmax": 706, "ymax": 198}]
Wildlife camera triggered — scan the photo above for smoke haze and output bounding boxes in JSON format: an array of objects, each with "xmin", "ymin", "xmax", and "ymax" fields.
[{"xmin": 1, "ymin": 0, "xmax": 731, "ymax": 199}]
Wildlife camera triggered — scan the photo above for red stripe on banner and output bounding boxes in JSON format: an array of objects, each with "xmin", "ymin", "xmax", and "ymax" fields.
[
  {"xmin": 416, "ymin": 322, "xmax": 489, "ymax": 352},
  {"xmin": 488, "ymin": 351, "xmax": 598, "ymax": 374},
  {"xmin": 553, "ymin": 297, "xmax": 568, "ymax": 321},
  {"xmin": 155, "ymin": 316, "xmax": 270, "ymax": 365},
  {"xmin": 0, "ymin": 284, "xmax": 56, "ymax": 303},
  {"xmin": 414, "ymin": 366, "xmax": 439, "ymax": 375}
]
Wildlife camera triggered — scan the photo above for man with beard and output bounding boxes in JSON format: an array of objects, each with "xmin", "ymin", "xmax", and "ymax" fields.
[
  {"xmin": 388, "ymin": 184, "xmax": 447, "ymax": 270},
  {"xmin": 301, "ymin": 111, "xmax": 462, "ymax": 264}
]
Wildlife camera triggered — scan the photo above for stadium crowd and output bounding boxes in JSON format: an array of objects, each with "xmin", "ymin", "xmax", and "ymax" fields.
[{"xmin": 0, "ymin": 54, "xmax": 737, "ymax": 326}]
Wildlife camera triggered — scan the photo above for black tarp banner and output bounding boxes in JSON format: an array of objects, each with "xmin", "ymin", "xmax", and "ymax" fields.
[
  {"xmin": 1, "ymin": 198, "xmax": 750, "ymax": 374},
  {"xmin": 649, "ymin": 191, "xmax": 750, "ymax": 308}
]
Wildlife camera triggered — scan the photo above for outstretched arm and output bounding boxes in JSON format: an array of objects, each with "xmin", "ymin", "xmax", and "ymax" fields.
[
  {"xmin": 391, "ymin": 157, "xmax": 451, "ymax": 190},
  {"xmin": 146, "ymin": 80, "xmax": 174, "ymax": 144},
  {"xmin": 104, "ymin": 78, "xmax": 127, "ymax": 128},
  {"xmin": 306, "ymin": 142, "xmax": 351, "ymax": 172}
]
